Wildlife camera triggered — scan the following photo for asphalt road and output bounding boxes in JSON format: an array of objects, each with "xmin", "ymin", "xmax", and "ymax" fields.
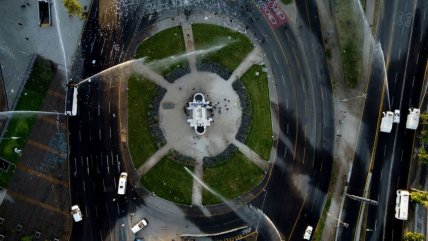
[
  {"xmin": 338, "ymin": 0, "xmax": 428, "ymax": 240},
  {"xmin": 67, "ymin": 0, "xmax": 334, "ymax": 240}
]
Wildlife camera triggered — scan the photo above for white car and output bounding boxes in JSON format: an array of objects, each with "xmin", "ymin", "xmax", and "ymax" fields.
[
  {"xmin": 117, "ymin": 172, "xmax": 128, "ymax": 195},
  {"xmin": 131, "ymin": 218, "xmax": 148, "ymax": 233},
  {"xmin": 393, "ymin": 110, "xmax": 400, "ymax": 123},
  {"xmin": 303, "ymin": 226, "xmax": 313, "ymax": 240},
  {"xmin": 71, "ymin": 205, "xmax": 83, "ymax": 222}
]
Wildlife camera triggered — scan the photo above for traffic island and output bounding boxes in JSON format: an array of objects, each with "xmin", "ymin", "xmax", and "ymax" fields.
[{"xmin": 127, "ymin": 23, "xmax": 273, "ymax": 206}]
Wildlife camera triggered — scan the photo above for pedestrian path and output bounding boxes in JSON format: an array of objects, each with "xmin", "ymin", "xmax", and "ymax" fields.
[
  {"xmin": 181, "ymin": 20, "xmax": 198, "ymax": 72},
  {"xmin": 131, "ymin": 61, "xmax": 171, "ymax": 89},
  {"xmin": 137, "ymin": 144, "xmax": 171, "ymax": 176},
  {"xmin": 191, "ymin": 158, "xmax": 203, "ymax": 205},
  {"xmin": 228, "ymin": 46, "xmax": 264, "ymax": 83},
  {"xmin": 232, "ymin": 140, "xmax": 269, "ymax": 171}
]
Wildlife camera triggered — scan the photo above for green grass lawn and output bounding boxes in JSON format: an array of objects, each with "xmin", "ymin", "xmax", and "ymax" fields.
[
  {"xmin": 141, "ymin": 157, "xmax": 194, "ymax": 205},
  {"xmin": 241, "ymin": 65, "xmax": 272, "ymax": 160},
  {"xmin": 334, "ymin": 0, "xmax": 363, "ymax": 88},
  {"xmin": 0, "ymin": 57, "xmax": 54, "ymax": 187},
  {"xmin": 202, "ymin": 151, "xmax": 264, "ymax": 205},
  {"xmin": 192, "ymin": 23, "xmax": 254, "ymax": 72},
  {"xmin": 127, "ymin": 74, "xmax": 161, "ymax": 168},
  {"xmin": 134, "ymin": 26, "xmax": 187, "ymax": 75}
]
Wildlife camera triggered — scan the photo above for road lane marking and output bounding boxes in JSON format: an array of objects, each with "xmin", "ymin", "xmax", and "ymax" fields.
[
  {"xmin": 384, "ymin": 145, "xmax": 387, "ymax": 157},
  {"xmin": 416, "ymin": 53, "xmax": 419, "ymax": 65},
  {"xmin": 117, "ymin": 202, "xmax": 120, "ymax": 215},
  {"xmin": 82, "ymin": 180, "xmax": 86, "ymax": 192},
  {"xmin": 288, "ymin": 193, "xmax": 308, "ymax": 241},
  {"xmin": 103, "ymin": 178, "xmax": 106, "ymax": 192},
  {"xmin": 98, "ymin": 103, "xmax": 101, "ymax": 116},
  {"xmin": 286, "ymin": 123, "xmax": 289, "ymax": 134},
  {"xmin": 421, "ymin": 28, "xmax": 424, "ymax": 43},
  {"xmin": 281, "ymin": 74, "xmax": 285, "ymax": 86},
  {"xmin": 79, "ymin": 130, "xmax": 82, "ymax": 143},
  {"xmin": 400, "ymin": 149, "xmax": 403, "ymax": 162},
  {"xmin": 273, "ymin": 53, "xmax": 278, "ymax": 64},
  {"xmin": 109, "ymin": 101, "xmax": 111, "ymax": 113},
  {"xmin": 398, "ymin": 48, "xmax": 401, "ymax": 60},
  {"xmin": 302, "ymin": 146, "xmax": 306, "ymax": 164},
  {"xmin": 110, "ymin": 126, "xmax": 112, "ymax": 139},
  {"xmin": 412, "ymin": 75, "xmax": 415, "ymax": 87},
  {"xmin": 99, "ymin": 128, "xmax": 102, "ymax": 140},
  {"xmin": 394, "ymin": 72, "xmax": 398, "ymax": 83}
]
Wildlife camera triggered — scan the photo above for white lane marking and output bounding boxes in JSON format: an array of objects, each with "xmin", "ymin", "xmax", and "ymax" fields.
[
  {"xmin": 78, "ymin": 130, "xmax": 82, "ymax": 143},
  {"xmin": 85, "ymin": 205, "xmax": 88, "ymax": 217},
  {"xmin": 86, "ymin": 157, "xmax": 90, "ymax": 175},
  {"xmin": 394, "ymin": 72, "xmax": 398, "ymax": 83},
  {"xmin": 100, "ymin": 38, "xmax": 106, "ymax": 55},
  {"xmin": 383, "ymin": 145, "xmax": 387, "ymax": 156},
  {"xmin": 103, "ymin": 178, "xmax": 106, "ymax": 192},
  {"xmin": 398, "ymin": 48, "xmax": 401, "ymax": 60},
  {"xmin": 287, "ymin": 123, "xmax": 289, "ymax": 134},
  {"xmin": 89, "ymin": 127, "xmax": 92, "ymax": 141},
  {"xmin": 281, "ymin": 74, "xmax": 285, "ymax": 86},
  {"xmin": 99, "ymin": 128, "xmax": 102, "ymax": 140},
  {"xmin": 286, "ymin": 99, "xmax": 289, "ymax": 110},
  {"xmin": 82, "ymin": 180, "xmax": 86, "ymax": 192},
  {"xmin": 109, "ymin": 126, "xmax": 112, "ymax": 139},
  {"xmin": 113, "ymin": 177, "xmax": 117, "ymax": 190},
  {"xmin": 98, "ymin": 103, "xmax": 100, "ymax": 117},
  {"xmin": 81, "ymin": 156, "xmax": 84, "ymax": 167},
  {"xmin": 106, "ymin": 155, "xmax": 110, "ymax": 174},
  {"xmin": 99, "ymin": 231, "xmax": 103, "ymax": 241},
  {"xmin": 416, "ymin": 53, "xmax": 419, "ymax": 65},
  {"xmin": 109, "ymin": 101, "xmax": 111, "ymax": 113},
  {"xmin": 400, "ymin": 149, "xmax": 403, "ymax": 162},
  {"xmin": 73, "ymin": 158, "xmax": 77, "ymax": 177},
  {"xmin": 421, "ymin": 28, "xmax": 424, "ymax": 43},
  {"xmin": 273, "ymin": 53, "xmax": 278, "ymax": 64},
  {"xmin": 116, "ymin": 202, "xmax": 120, "ymax": 215},
  {"xmin": 412, "ymin": 75, "xmax": 415, "ymax": 87},
  {"xmin": 391, "ymin": 96, "xmax": 394, "ymax": 106}
]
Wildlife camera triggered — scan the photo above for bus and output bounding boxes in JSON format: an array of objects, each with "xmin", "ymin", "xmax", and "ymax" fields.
[{"xmin": 395, "ymin": 189, "xmax": 409, "ymax": 220}]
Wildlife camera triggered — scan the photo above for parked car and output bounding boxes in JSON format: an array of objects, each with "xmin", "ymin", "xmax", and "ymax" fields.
[
  {"xmin": 131, "ymin": 218, "xmax": 148, "ymax": 233},
  {"xmin": 393, "ymin": 109, "xmax": 400, "ymax": 123}
]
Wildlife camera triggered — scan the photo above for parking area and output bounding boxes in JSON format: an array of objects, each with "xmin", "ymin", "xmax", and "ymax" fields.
[{"xmin": 0, "ymin": 71, "xmax": 71, "ymax": 241}]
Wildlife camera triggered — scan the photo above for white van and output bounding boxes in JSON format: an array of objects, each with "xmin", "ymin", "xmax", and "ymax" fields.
[
  {"xmin": 131, "ymin": 218, "xmax": 148, "ymax": 233},
  {"xmin": 118, "ymin": 172, "xmax": 128, "ymax": 195},
  {"xmin": 71, "ymin": 205, "xmax": 83, "ymax": 222}
]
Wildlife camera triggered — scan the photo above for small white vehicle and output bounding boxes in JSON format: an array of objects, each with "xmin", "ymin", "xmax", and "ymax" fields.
[
  {"xmin": 117, "ymin": 172, "xmax": 128, "ymax": 195},
  {"xmin": 380, "ymin": 111, "xmax": 394, "ymax": 133},
  {"xmin": 393, "ymin": 110, "xmax": 400, "ymax": 123},
  {"xmin": 131, "ymin": 218, "xmax": 148, "ymax": 233},
  {"xmin": 71, "ymin": 205, "xmax": 83, "ymax": 222},
  {"xmin": 303, "ymin": 226, "xmax": 313, "ymax": 240}
]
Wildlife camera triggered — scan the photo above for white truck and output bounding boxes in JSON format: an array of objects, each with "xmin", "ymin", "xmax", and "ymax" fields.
[
  {"xmin": 406, "ymin": 108, "xmax": 420, "ymax": 130},
  {"xmin": 380, "ymin": 111, "xmax": 394, "ymax": 133}
]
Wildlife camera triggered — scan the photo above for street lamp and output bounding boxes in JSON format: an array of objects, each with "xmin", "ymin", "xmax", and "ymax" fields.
[{"xmin": 327, "ymin": 212, "xmax": 349, "ymax": 228}]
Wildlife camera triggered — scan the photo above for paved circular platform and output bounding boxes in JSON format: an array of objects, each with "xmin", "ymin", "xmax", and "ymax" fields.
[{"xmin": 159, "ymin": 71, "xmax": 242, "ymax": 160}]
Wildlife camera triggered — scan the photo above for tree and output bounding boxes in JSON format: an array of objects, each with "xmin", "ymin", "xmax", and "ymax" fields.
[
  {"xmin": 63, "ymin": 0, "xmax": 83, "ymax": 17},
  {"xmin": 410, "ymin": 190, "xmax": 428, "ymax": 208},
  {"xmin": 417, "ymin": 147, "xmax": 428, "ymax": 165},
  {"xmin": 403, "ymin": 231, "xmax": 425, "ymax": 241}
]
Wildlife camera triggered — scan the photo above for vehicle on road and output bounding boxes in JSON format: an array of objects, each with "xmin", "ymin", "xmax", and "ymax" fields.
[
  {"xmin": 71, "ymin": 205, "xmax": 83, "ymax": 222},
  {"xmin": 303, "ymin": 226, "xmax": 313, "ymax": 240},
  {"xmin": 380, "ymin": 111, "xmax": 394, "ymax": 133},
  {"xmin": 393, "ymin": 110, "xmax": 400, "ymax": 123},
  {"xmin": 395, "ymin": 189, "xmax": 409, "ymax": 220},
  {"xmin": 131, "ymin": 218, "xmax": 148, "ymax": 233},
  {"xmin": 117, "ymin": 172, "xmax": 128, "ymax": 195},
  {"xmin": 65, "ymin": 86, "xmax": 78, "ymax": 116},
  {"xmin": 38, "ymin": 0, "xmax": 51, "ymax": 26},
  {"xmin": 406, "ymin": 108, "xmax": 420, "ymax": 130}
]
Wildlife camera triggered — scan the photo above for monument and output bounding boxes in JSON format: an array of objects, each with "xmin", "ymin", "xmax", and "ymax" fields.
[{"xmin": 187, "ymin": 93, "xmax": 213, "ymax": 135}]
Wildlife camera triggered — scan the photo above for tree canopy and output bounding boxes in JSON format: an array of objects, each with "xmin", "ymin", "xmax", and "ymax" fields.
[
  {"xmin": 63, "ymin": 0, "xmax": 83, "ymax": 17},
  {"xmin": 410, "ymin": 190, "xmax": 428, "ymax": 208},
  {"xmin": 403, "ymin": 232, "xmax": 425, "ymax": 241}
]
